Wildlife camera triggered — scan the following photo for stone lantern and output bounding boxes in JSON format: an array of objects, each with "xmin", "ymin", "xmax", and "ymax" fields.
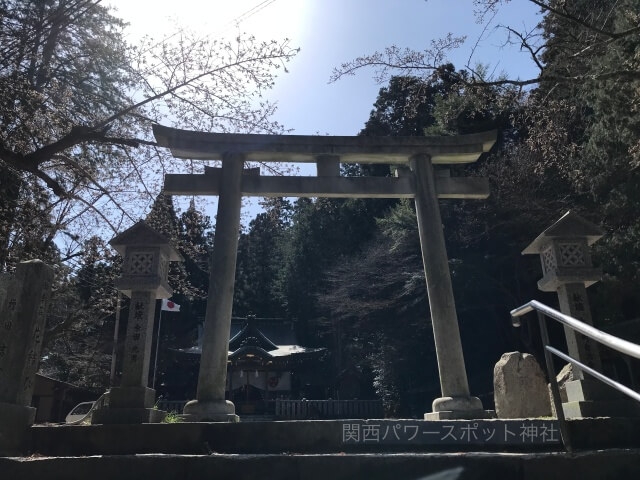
[
  {"xmin": 92, "ymin": 221, "xmax": 183, "ymax": 424},
  {"xmin": 523, "ymin": 211, "xmax": 603, "ymax": 375},
  {"xmin": 522, "ymin": 211, "xmax": 638, "ymax": 417}
]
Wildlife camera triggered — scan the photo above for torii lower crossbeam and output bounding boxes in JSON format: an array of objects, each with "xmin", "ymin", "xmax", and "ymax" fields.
[{"xmin": 164, "ymin": 168, "xmax": 489, "ymax": 199}]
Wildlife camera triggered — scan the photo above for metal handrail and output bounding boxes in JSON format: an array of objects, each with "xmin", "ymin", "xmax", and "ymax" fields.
[
  {"xmin": 511, "ymin": 300, "xmax": 640, "ymax": 360},
  {"xmin": 547, "ymin": 346, "xmax": 640, "ymax": 403},
  {"xmin": 510, "ymin": 300, "xmax": 640, "ymax": 453}
]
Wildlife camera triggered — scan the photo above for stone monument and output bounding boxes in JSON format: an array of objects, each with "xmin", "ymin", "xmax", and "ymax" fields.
[
  {"xmin": 493, "ymin": 352, "xmax": 552, "ymax": 418},
  {"xmin": 0, "ymin": 260, "xmax": 53, "ymax": 454},
  {"xmin": 92, "ymin": 221, "xmax": 183, "ymax": 424},
  {"xmin": 523, "ymin": 211, "xmax": 639, "ymax": 417}
]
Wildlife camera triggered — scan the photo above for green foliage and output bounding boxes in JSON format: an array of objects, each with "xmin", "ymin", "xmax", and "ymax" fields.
[
  {"xmin": 315, "ymin": 1, "xmax": 640, "ymax": 413},
  {"xmin": 40, "ymin": 236, "xmax": 120, "ymax": 388},
  {"xmin": 320, "ymin": 201, "xmax": 436, "ymax": 415},
  {"xmin": 163, "ymin": 412, "xmax": 183, "ymax": 423},
  {"xmin": 518, "ymin": 0, "xmax": 640, "ymax": 317},
  {"xmin": 234, "ymin": 198, "xmax": 291, "ymax": 317}
]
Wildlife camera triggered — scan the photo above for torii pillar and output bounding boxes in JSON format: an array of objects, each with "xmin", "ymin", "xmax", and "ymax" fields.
[
  {"xmin": 153, "ymin": 125, "xmax": 496, "ymax": 420},
  {"xmin": 183, "ymin": 153, "xmax": 244, "ymax": 422},
  {"xmin": 411, "ymin": 155, "xmax": 484, "ymax": 419}
]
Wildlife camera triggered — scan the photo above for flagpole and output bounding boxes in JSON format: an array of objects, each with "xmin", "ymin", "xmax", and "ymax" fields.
[
  {"xmin": 152, "ymin": 305, "xmax": 163, "ymax": 390},
  {"xmin": 109, "ymin": 292, "xmax": 122, "ymax": 387}
]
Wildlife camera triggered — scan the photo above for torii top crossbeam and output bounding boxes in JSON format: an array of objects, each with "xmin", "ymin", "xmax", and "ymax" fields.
[
  {"xmin": 153, "ymin": 124, "xmax": 496, "ymax": 165},
  {"xmin": 153, "ymin": 125, "xmax": 496, "ymax": 200}
]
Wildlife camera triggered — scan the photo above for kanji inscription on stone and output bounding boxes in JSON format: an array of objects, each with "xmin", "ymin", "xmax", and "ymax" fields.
[
  {"xmin": 120, "ymin": 290, "xmax": 156, "ymax": 387},
  {"xmin": 0, "ymin": 260, "xmax": 53, "ymax": 407}
]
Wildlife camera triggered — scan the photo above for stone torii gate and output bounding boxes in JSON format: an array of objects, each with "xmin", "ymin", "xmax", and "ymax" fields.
[{"xmin": 153, "ymin": 124, "xmax": 496, "ymax": 421}]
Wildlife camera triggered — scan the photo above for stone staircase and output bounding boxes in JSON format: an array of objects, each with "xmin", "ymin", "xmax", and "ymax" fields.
[{"xmin": 1, "ymin": 418, "xmax": 639, "ymax": 479}]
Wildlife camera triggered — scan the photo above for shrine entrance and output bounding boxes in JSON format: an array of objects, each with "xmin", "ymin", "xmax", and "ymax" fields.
[{"xmin": 153, "ymin": 124, "xmax": 496, "ymax": 421}]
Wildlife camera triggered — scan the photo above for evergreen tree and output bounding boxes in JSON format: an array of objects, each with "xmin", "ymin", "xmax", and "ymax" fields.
[
  {"xmin": 234, "ymin": 198, "xmax": 291, "ymax": 317},
  {"xmin": 40, "ymin": 237, "xmax": 120, "ymax": 388}
]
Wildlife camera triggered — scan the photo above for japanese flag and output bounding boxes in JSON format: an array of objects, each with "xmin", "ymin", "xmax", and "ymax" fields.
[{"xmin": 161, "ymin": 299, "xmax": 180, "ymax": 312}]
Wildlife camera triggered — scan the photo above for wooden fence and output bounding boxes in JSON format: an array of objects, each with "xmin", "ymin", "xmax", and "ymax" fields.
[
  {"xmin": 156, "ymin": 400, "xmax": 187, "ymax": 413},
  {"xmin": 156, "ymin": 398, "xmax": 385, "ymax": 419},
  {"xmin": 275, "ymin": 399, "xmax": 384, "ymax": 419}
]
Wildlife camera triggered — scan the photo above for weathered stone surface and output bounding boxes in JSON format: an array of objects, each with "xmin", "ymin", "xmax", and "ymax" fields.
[
  {"xmin": 163, "ymin": 171, "xmax": 490, "ymax": 199},
  {"xmin": 91, "ymin": 407, "xmax": 166, "ymax": 425},
  {"xmin": 494, "ymin": 352, "xmax": 552, "ymax": 418},
  {"xmin": 187, "ymin": 153, "xmax": 243, "ymax": 421},
  {"xmin": 26, "ymin": 418, "xmax": 640, "ymax": 457},
  {"xmin": 93, "ymin": 223, "xmax": 181, "ymax": 425},
  {"xmin": 0, "ymin": 260, "xmax": 53, "ymax": 455},
  {"xmin": 0, "ymin": 401, "xmax": 36, "ymax": 454},
  {"xmin": 120, "ymin": 291, "xmax": 156, "ymax": 388},
  {"xmin": 153, "ymin": 124, "xmax": 497, "ymax": 164},
  {"xmin": 0, "ymin": 273, "xmax": 11, "ymax": 306},
  {"xmin": 108, "ymin": 386, "xmax": 156, "ymax": 409},
  {"xmin": 6, "ymin": 449, "xmax": 640, "ymax": 480},
  {"xmin": 0, "ymin": 260, "xmax": 53, "ymax": 407},
  {"xmin": 411, "ymin": 154, "xmax": 486, "ymax": 419},
  {"xmin": 549, "ymin": 363, "xmax": 574, "ymax": 416}
]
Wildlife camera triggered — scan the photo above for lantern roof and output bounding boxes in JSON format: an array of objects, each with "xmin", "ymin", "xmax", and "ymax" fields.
[
  {"xmin": 109, "ymin": 220, "xmax": 183, "ymax": 261},
  {"xmin": 522, "ymin": 211, "xmax": 604, "ymax": 255}
]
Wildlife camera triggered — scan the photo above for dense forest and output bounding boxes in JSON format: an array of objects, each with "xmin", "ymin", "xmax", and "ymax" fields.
[{"xmin": 1, "ymin": 0, "xmax": 639, "ymax": 416}]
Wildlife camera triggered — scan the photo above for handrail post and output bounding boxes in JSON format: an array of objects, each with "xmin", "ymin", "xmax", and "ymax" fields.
[{"xmin": 538, "ymin": 312, "xmax": 572, "ymax": 452}]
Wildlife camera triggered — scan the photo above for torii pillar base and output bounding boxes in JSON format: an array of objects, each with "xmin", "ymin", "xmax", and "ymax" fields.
[
  {"xmin": 425, "ymin": 397, "xmax": 495, "ymax": 420},
  {"xmin": 182, "ymin": 399, "xmax": 239, "ymax": 423}
]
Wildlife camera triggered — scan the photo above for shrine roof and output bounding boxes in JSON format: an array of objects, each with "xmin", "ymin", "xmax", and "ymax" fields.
[
  {"xmin": 153, "ymin": 124, "xmax": 496, "ymax": 165},
  {"xmin": 175, "ymin": 317, "xmax": 324, "ymax": 362}
]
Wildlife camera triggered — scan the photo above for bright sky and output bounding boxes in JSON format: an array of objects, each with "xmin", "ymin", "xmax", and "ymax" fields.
[
  {"xmin": 106, "ymin": 0, "xmax": 541, "ymax": 136},
  {"xmin": 105, "ymin": 0, "xmax": 541, "ymax": 222}
]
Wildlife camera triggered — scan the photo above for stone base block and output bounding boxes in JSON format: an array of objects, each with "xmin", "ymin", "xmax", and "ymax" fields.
[
  {"xmin": 562, "ymin": 399, "xmax": 640, "ymax": 419},
  {"xmin": 91, "ymin": 407, "xmax": 166, "ymax": 425},
  {"xmin": 180, "ymin": 413, "xmax": 240, "ymax": 423},
  {"xmin": 425, "ymin": 409, "xmax": 496, "ymax": 420},
  {"xmin": 182, "ymin": 399, "xmax": 239, "ymax": 422},
  {"xmin": 109, "ymin": 386, "xmax": 156, "ymax": 409},
  {"xmin": 0, "ymin": 402, "xmax": 36, "ymax": 455},
  {"xmin": 565, "ymin": 379, "xmax": 628, "ymax": 402}
]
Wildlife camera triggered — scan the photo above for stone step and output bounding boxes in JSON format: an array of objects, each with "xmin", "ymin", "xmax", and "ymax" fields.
[
  {"xmin": 563, "ymin": 399, "xmax": 640, "ymax": 419},
  {"xmin": 564, "ymin": 379, "xmax": 632, "ymax": 403},
  {"xmin": 2, "ymin": 449, "xmax": 640, "ymax": 480},
  {"xmin": 28, "ymin": 418, "xmax": 640, "ymax": 457},
  {"xmin": 239, "ymin": 414, "xmax": 277, "ymax": 422}
]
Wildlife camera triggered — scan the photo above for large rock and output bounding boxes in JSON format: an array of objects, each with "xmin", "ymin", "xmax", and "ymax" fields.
[{"xmin": 494, "ymin": 352, "xmax": 552, "ymax": 418}]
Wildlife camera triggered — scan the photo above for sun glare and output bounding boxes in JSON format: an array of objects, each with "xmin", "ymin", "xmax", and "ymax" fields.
[{"xmin": 106, "ymin": 0, "xmax": 306, "ymax": 42}]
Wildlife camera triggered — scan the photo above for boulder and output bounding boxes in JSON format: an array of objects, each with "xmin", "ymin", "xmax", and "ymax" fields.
[{"xmin": 494, "ymin": 352, "xmax": 552, "ymax": 418}]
